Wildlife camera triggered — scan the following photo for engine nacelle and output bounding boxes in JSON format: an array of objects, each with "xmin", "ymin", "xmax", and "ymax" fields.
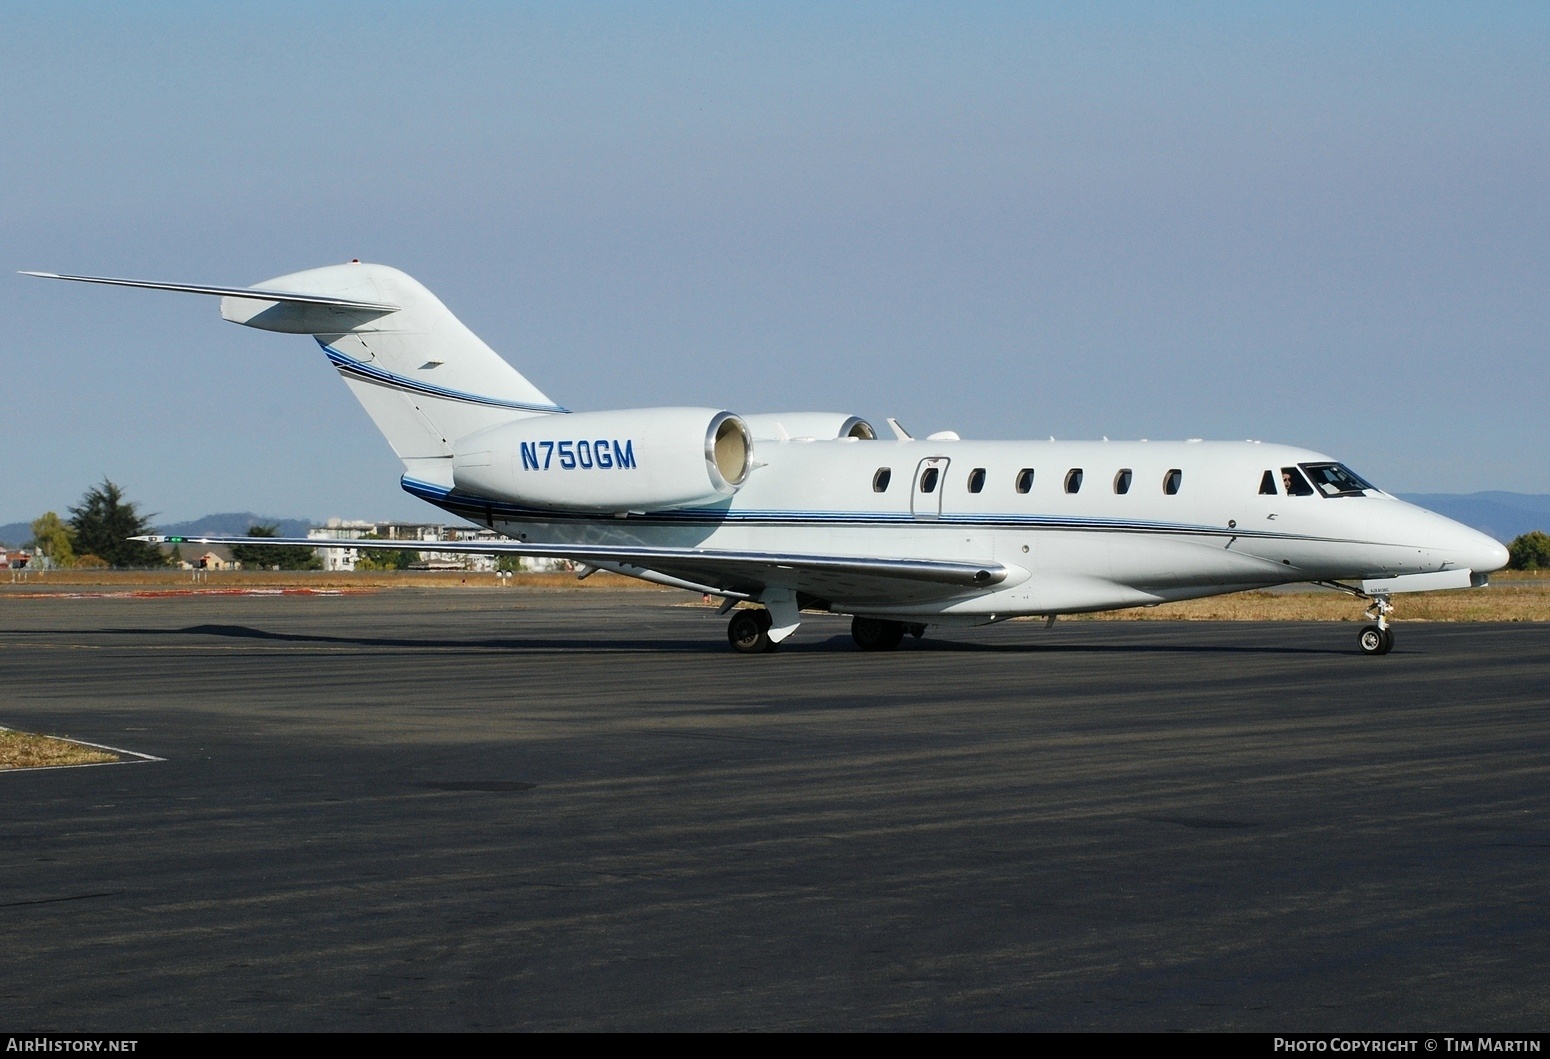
[
  {"xmin": 740, "ymin": 412, "xmax": 877, "ymax": 440},
  {"xmin": 451, "ymin": 407, "xmax": 753, "ymax": 512}
]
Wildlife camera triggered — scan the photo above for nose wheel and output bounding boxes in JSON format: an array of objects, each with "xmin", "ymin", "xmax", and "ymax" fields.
[
  {"xmin": 1357, "ymin": 594, "xmax": 1395, "ymax": 655},
  {"xmin": 1357, "ymin": 624, "xmax": 1394, "ymax": 655}
]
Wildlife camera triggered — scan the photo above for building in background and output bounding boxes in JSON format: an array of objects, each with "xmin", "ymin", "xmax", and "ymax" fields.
[
  {"xmin": 192, "ymin": 548, "xmax": 236, "ymax": 570},
  {"xmin": 308, "ymin": 519, "xmax": 569, "ymax": 573}
]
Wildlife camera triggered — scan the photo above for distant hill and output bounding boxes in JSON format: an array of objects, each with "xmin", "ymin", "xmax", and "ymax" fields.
[
  {"xmin": 0, "ymin": 512, "xmax": 317, "ymax": 549},
  {"xmin": 155, "ymin": 513, "xmax": 317, "ymax": 540},
  {"xmin": 1398, "ymin": 493, "xmax": 1550, "ymax": 543}
]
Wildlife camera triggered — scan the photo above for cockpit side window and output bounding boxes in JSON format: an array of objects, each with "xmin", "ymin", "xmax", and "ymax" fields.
[
  {"xmin": 1281, "ymin": 467, "xmax": 1315, "ymax": 496},
  {"xmin": 1300, "ymin": 462, "xmax": 1375, "ymax": 498},
  {"xmin": 1259, "ymin": 470, "xmax": 1277, "ymax": 495}
]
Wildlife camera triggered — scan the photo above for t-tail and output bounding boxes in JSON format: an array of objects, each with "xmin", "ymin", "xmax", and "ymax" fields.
[{"xmin": 22, "ymin": 262, "xmax": 563, "ymax": 488}]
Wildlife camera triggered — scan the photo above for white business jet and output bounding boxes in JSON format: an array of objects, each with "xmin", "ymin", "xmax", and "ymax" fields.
[{"xmin": 24, "ymin": 262, "xmax": 1508, "ymax": 655}]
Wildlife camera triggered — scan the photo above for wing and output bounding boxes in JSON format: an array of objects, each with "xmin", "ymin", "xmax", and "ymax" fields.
[{"xmin": 137, "ymin": 534, "xmax": 1007, "ymax": 606}]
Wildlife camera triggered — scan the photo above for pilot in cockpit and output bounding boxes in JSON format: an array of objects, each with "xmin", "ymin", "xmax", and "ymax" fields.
[{"xmin": 1281, "ymin": 467, "xmax": 1316, "ymax": 496}]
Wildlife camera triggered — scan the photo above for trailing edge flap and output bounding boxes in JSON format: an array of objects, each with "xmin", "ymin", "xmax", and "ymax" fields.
[{"xmin": 137, "ymin": 535, "xmax": 1013, "ymax": 603}]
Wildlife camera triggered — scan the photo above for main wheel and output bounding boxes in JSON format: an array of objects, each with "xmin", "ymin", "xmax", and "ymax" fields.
[
  {"xmin": 728, "ymin": 609, "xmax": 775, "ymax": 654},
  {"xmin": 1358, "ymin": 625, "xmax": 1386, "ymax": 655},
  {"xmin": 851, "ymin": 616, "xmax": 906, "ymax": 651}
]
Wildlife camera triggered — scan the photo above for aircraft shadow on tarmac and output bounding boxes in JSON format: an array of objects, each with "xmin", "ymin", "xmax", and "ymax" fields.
[{"xmin": 93, "ymin": 622, "xmax": 1351, "ymax": 657}]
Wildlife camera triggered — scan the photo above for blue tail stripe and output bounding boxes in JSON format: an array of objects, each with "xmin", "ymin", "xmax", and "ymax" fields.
[{"xmin": 321, "ymin": 342, "xmax": 568, "ymax": 414}]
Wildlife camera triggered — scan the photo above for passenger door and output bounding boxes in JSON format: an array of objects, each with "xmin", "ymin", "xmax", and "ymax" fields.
[{"xmin": 911, "ymin": 457, "xmax": 950, "ymax": 520}]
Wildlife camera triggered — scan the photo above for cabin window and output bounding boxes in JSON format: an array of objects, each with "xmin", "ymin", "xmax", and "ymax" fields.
[
  {"xmin": 919, "ymin": 466, "xmax": 940, "ymax": 493},
  {"xmin": 1113, "ymin": 469, "xmax": 1132, "ymax": 495},
  {"xmin": 872, "ymin": 468, "xmax": 892, "ymax": 493},
  {"xmin": 1259, "ymin": 470, "xmax": 1277, "ymax": 495},
  {"xmin": 1015, "ymin": 468, "xmax": 1035, "ymax": 494},
  {"xmin": 967, "ymin": 468, "xmax": 986, "ymax": 494},
  {"xmin": 1064, "ymin": 468, "xmax": 1083, "ymax": 494},
  {"xmin": 1163, "ymin": 469, "xmax": 1183, "ymax": 495},
  {"xmin": 1280, "ymin": 466, "xmax": 1314, "ymax": 496}
]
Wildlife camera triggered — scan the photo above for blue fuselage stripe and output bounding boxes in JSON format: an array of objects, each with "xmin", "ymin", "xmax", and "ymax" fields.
[{"xmin": 399, "ymin": 476, "xmax": 1346, "ymax": 544}]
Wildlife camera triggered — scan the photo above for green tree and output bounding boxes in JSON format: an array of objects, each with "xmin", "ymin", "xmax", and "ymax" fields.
[
  {"xmin": 27, "ymin": 511, "xmax": 76, "ymax": 568},
  {"xmin": 1507, "ymin": 530, "xmax": 1550, "ymax": 571},
  {"xmin": 229, "ymin": 524, "xmax": 322, "ymax": 571},
  {"xmin": 68, "ymin": 480, "xmax": 166, "ymax": 568}
]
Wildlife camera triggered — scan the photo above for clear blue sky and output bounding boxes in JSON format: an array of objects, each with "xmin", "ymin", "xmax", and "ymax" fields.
[{"xmin": 3, "ymin": 2, "xmax": 1546, "ymax": 524}]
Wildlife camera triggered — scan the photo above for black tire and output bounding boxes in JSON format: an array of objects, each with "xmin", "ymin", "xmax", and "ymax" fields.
[
  {"xmin": 1379, "ymin": 627, "xmax": 1395, "ymax": 655},
  {"xmin": 852, "ymin": 616, "xmax": 906, "ymax": 651},
  {"xmin": 728, "ymin": 610, "xmax": 774, "ymax": 654},
  {"xmin": 1358, "ymin": 625, "xmax": 1386, "ymax": 655}
]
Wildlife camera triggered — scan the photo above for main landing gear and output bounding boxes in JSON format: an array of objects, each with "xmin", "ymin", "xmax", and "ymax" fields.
[
  {"xmin": 727, "ymin": 608, "xmax": 777, "ymax": 654},
  {"xmin": 850, "ymin": 617, "xmax": 926, "ymax": 651},
  {"xmin": 727, "ymin": 607, "xmax": 928, "ymax": 654}
]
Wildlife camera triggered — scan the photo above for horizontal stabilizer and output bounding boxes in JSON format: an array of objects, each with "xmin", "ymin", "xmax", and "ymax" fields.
[{"xmin": 19, "ymin": 272, "xmax": 401, "ymax": 312}]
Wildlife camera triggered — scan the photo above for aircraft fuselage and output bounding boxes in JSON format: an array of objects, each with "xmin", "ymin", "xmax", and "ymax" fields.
[{"xmin": 408, "ymin": 436, "xmax": 1507, "ymax": 622}]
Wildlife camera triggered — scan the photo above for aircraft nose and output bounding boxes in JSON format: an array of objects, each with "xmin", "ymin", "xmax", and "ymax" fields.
[
  {"xmin": 1397, "ymin": 503, "xmax": 1512, "ymax": 575},
  {"xmin": 1442, "ymin": 519, "xmax": 1509, "ymax": 573},
  {"xmin": 1473, "ymin": 533, "xmax": 1511, "ymax": 574}
]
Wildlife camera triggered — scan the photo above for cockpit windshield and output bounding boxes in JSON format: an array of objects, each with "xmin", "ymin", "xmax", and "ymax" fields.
[{"xmin": 1299, "ymin": 462, "xmax": 1376, "ymax": 498}]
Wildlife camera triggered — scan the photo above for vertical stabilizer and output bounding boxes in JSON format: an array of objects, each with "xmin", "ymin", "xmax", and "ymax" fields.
[{"xmin": 222, "ymin": 263, "xmax": 563, "ymax": 485}]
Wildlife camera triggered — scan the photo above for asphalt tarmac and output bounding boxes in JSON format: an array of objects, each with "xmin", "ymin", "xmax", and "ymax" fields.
[{"xmin": 1, "ymin": 587, "xmax": 1547, "ymax": 1031}]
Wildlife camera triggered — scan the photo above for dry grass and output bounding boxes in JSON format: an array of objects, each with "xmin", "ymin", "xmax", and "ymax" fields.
[
  {"xmin": 1, "ymin": 569, "xmax": 656, "ymax": 592},
  {"xmin": 5, "ymin": 567, "xmax": 1548, "ymax": 621},
  {"xmin": 1064, "ymin": 571, "xmax": 1550, "ymax": 622},
  {"xmin": 0, "ymin": 729, "xmax": 119, "ymax": 769}
]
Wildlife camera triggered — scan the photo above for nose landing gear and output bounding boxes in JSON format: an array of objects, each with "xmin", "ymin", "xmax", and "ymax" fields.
[
  {"xmin": 1357, "ymin": 594, "xmax": 1395, "ymax": 655},
  {"xmin": 1315, "ymin": 582, "xmax": 1396, "ymax": 655}
]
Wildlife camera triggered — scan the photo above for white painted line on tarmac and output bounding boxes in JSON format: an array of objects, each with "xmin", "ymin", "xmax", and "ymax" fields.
[{"xmin": 0, "ymin": 725, "xmax": 165, "ymax": 773}]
